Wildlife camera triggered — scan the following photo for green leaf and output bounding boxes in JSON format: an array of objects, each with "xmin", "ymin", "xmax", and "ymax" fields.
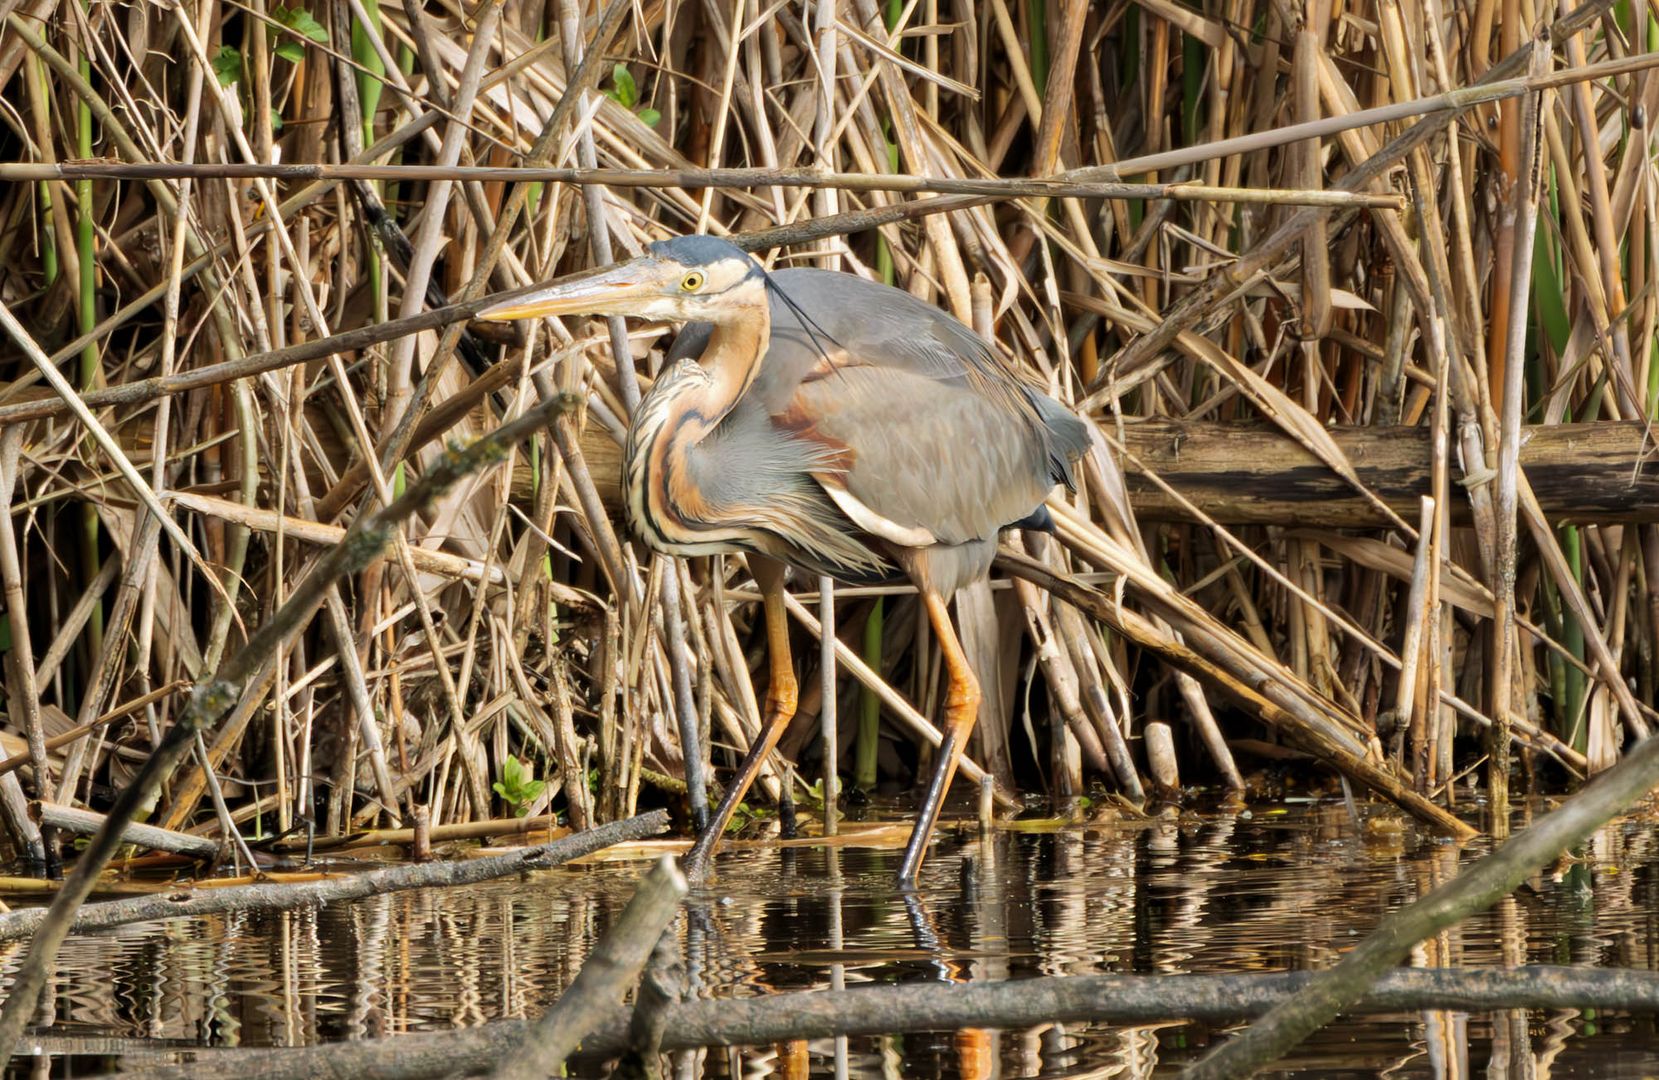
[
  {"xmin": 284, "ymin": 5, "xmax": 331, "ymax": 43},
  {"xmin": 637, "ymin": 107, "xmax": 660, "ymax": 128},
  {"xmin": 213, "ymin": 46, "xmax": 243, "ymax": 86},
  {"xmin": 610, "ymin": 62, "xmax": 636, "ymax": 108},
  {"xmin": 493, "ymin": 755, "xmax": 551, "ymax": 816},
  {"xmin": 273, "ymin": 4, "xmax": 329, "ymax": 64},
  {"xmin": 724, "ymin": 803, "xmax": 753, "ymax": 833}
]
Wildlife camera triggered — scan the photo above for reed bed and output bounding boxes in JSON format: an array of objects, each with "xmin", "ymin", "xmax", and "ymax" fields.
[{"xmin": 0, "ymin": 0, "xmax": 1652, "ymax": 865}]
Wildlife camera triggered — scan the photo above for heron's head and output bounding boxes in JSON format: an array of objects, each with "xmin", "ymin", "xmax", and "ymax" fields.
[{"xmin": 477, "ymin": 235, "xmax": 765, "ymax": 325}]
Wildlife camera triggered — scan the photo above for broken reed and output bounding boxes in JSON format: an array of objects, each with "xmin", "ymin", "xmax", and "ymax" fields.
[{"xmin": 0, "ymin": 0, "xmax": 1651, "ymax": 863}]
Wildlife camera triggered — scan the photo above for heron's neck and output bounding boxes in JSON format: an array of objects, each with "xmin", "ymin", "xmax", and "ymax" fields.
[
  {"xmin": 678, "ymin": 286, "xmax": 770, "ymax": 432},
  {"xmin": 623, "ymin": 284, "xmax": 770, "ymax": 548}
]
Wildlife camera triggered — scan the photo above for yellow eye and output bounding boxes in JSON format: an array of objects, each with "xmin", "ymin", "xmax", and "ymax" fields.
[{"xmin": 681, "ymin": 271, "xmax": 705, "ymax": 292}]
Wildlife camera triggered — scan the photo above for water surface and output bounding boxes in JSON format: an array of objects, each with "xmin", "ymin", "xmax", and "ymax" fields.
[{"xmin": 8, "ymin": 800, "xmax": 1659, "ymax": 1077}]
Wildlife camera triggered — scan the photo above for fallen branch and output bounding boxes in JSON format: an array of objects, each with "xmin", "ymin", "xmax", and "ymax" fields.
[
  {"xmin": 33, "ymin": 802, "xmax": 220, "ymax": 861},
  {"xmin": 11, "ymin": 43, "xmax": 1659, "ymax": 199},
  {"xmin": 110, "ymin": 966, "xmax": 1659, "ymax": 1080},
  {"xmin": 0, "ymin": 810, "xmax": 667, "ymax": 944},
  {"xmin": 0, "ymin": 162, "xmax": 1406, "ymax": 207},
  {"xmin": 617, "ymin": 933, "xmax": 684, "ymax": 1078}
]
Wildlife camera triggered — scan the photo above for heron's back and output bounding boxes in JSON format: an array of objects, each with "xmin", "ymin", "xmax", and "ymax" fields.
[{"xmin": 763, "ymin": 268, "xmax": 1087, "ymax": 515}]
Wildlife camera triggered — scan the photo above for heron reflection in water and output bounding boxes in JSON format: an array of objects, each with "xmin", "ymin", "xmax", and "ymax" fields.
[{"xmin": 480, "ymin": 235, "xmax": 1089, "ymax": 886}]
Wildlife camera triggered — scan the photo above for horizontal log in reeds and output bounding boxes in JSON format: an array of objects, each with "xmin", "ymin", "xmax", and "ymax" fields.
[{"xmin": 1120, "ymin": 420, "xmax": 1659, "ymax": 527}]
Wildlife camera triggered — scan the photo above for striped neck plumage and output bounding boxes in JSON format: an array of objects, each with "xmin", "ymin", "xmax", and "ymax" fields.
[
  {"xmin": 665, "ymin": 275, "xmax": 771, "ymax": 435},
  {"xmin": 623, "ymin": 273, "xmax": 772, "ymax": 557}
]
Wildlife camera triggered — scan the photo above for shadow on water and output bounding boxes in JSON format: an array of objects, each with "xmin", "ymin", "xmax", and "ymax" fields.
[{"xmin": 7, "ymin": 801, "xmax": 1659, "ymax": 1077}]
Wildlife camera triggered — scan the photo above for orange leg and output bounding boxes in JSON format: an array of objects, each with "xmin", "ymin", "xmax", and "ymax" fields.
[
  {"xmin": 683, "ymin": 560, "xmax": 798, "ymax": 883},
  {"xmin": 896, "ymin": 590, "xmax": 981, "ymax": 886}
]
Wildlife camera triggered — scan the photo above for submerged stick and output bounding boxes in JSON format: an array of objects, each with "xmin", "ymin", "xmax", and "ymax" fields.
[
  {"xmin": 112, "ymin": 966, "xmax": 1659, "ymax": 1080},
  {"xmin": 490, "ymin": 855, "xmax": 687, "ymax": 1080}
]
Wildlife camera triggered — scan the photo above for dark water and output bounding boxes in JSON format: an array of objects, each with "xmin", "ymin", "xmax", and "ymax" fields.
[{"xmin": 8, "ymin": 801, "xmax": 1659, "ymax": 1077}]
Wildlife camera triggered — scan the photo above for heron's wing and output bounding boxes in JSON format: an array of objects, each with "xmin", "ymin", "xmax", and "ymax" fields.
[
  {"xmin": 678, "ymin": 392, "xmax": 897, "ymax": 581},
  {"xmin": 754, "ymin": 269, "xmax": 1089, "ymax": 547}
]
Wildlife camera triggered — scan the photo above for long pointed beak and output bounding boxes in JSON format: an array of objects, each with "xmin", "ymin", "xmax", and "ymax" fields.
[{"xmin": 476, "ymin": 260, "xmax": 665, "ymax": 321}]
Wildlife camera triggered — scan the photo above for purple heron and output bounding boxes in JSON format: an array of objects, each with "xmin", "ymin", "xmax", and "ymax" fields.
[{"xmin": 480, "ymin": 235, "xmax": 1089, "ymax": 885}]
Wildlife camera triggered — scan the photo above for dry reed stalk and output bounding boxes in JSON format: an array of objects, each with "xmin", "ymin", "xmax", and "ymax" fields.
[{"xmin": 0, "ymin": 0, "xmax": 1652, "ymax": 908}]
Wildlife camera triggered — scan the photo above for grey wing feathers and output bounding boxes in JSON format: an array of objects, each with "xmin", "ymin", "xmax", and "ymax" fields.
[
  {"xmin": 763, "ymin": 269, "xmax": 1088, "ymax": 543},
  {"xmin": 1025, "ymin": 386, "xmax": 1091, "ymax": 491}
]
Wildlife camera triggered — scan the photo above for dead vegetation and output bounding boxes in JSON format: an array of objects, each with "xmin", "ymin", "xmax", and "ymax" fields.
[{"xmin": 0, "ymin": 0, "xmax": 1653, "ymax": 873}]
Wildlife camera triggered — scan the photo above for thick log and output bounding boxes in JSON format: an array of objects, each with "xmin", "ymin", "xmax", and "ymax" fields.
[
  {"xmin": 1117, "ymin": 419, "xmax": 1659, "ymax": 527},
  {"xmin": 491, "ymin": 856, "xmax": 687, "ymax": 1080}
]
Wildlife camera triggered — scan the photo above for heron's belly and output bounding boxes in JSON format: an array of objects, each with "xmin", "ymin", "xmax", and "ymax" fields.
[{"xmin": 631, "ymin": 527, "xmax": 750, "ymax": 560}]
